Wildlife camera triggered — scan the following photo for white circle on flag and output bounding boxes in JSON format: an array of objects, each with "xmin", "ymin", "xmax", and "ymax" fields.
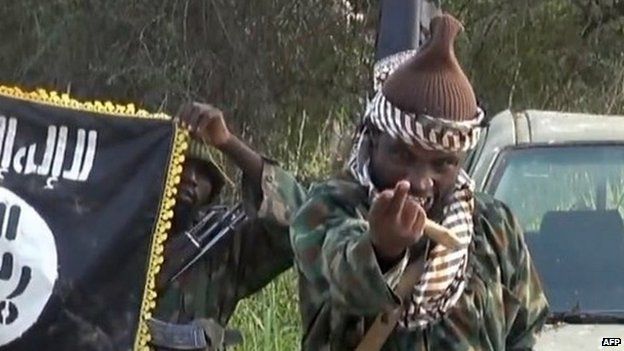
[{"xmin": 0, "ymin": 186, "xmax": 58, "ymax": 346}]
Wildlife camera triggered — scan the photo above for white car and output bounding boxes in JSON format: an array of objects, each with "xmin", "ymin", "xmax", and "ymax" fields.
[{"xmin": 465, "ymin": 109, "xmax": 624, "ymax": 350}]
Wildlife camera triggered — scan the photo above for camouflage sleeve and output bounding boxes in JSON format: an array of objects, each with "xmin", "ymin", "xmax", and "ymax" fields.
[
  {"xmin": 291, "ymin": 189, "xmax": 402, "ymax": 316},
  {"xmin": 242, "ymin": 157, "xmax": 308, "ymax": 228},
  {"xmin": 499, "ymin": 204, "xmax": 549, "ymax": 351},
  {"xmin": 231, "ymin": 158, "xmax": 307, "ymax": 297}
]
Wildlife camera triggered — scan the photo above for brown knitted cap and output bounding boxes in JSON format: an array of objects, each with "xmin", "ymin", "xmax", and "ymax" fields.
[{"xmin": 381, "ymin": 14, "xmax": 477, "ymax": 121}]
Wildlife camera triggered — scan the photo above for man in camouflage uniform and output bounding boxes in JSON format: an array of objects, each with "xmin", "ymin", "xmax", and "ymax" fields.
[
  {"xmin": 151, "ymin": 102, "xmax": 307, "ymax": 350},
  {"xmin": 290, "ymin": 14, "xmax": 549, "ymax": 350}
]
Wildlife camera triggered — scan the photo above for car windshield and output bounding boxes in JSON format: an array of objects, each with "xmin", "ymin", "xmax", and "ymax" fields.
[{"xmin": 487, "ymin": 144, "xmax": 624, "ymax": 314}]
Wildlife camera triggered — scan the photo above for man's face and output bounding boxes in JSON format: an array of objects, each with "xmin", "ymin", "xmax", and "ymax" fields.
[
  {"xmin": 173, "ymin": 158, "xmax": 216, "ymax": 230},
  {"xmin": 177, "ymin": 158, "xmax": 215, "ymax": 209},
  {"xmin": 369, "ymin": 132, "xmax": 465, "ymax": 220}
]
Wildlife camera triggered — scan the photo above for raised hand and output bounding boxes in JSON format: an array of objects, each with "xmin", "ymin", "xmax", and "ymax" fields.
[
  {"xmin": 369, "ymin": 181, "xmax": 426, "ymax": 260},
  {"xmin": 176, "ymin": 102, "xmax": 231, "ymax": 147}
]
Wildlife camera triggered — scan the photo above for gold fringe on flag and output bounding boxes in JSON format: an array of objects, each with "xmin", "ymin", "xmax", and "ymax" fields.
[{"xmin": 0, "ymin": 85, "xmax": 188, "ymax": 351}]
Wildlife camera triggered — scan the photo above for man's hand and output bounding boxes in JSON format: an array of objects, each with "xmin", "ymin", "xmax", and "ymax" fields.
[
  {"xmin": 369, "ymin": 180, "xmax": 426, "ymax": 260},
  {"xmin": 176, "ymin": 102, "xmax": 264, "ymax": 195},
  {"xmin": 177, "ymin": 102, "xmax": 231, "ymax": 147}
]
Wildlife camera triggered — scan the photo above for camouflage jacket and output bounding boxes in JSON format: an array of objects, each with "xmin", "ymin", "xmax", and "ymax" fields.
[
  {"xmin": 291, "ymin": 176, "xmax": 549, "ymax": 351},
  {"xmin": 155, "ymin": 159, "xmax": 307, "ymax": 328}
]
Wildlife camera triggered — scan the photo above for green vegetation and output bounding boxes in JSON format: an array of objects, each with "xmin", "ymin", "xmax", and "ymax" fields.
[{"xmin": 2, "ymin": 1, "xmax": 623, "ymax": 349}]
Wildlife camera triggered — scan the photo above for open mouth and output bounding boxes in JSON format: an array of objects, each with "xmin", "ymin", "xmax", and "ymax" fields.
[{"xmin": 411, "ymin": 196, "xmax": 434, "ymax": 212}]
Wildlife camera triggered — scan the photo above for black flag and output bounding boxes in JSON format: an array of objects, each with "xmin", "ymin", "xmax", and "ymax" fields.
[{"xmin": 0, "ymin": 86, "xmax": 186, "ymax": 350}]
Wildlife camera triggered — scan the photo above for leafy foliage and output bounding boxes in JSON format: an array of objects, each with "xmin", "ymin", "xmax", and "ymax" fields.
[
  {"xmin": 447, "ymin": 0, "xmax": 624, "ymax": 114},
  {"xmin": 2, "ymin": 1, "xmax": 623, "ymax": 349}
]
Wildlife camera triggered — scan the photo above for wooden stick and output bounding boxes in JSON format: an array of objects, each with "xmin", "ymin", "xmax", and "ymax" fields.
[{"xmin": 423, "ymin": 219, "xmax": 462, "ymax": 250}]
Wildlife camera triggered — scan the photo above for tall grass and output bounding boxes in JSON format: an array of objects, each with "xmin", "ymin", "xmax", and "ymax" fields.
[{"xmin": 229, "ymin": 269, "xmax": 301, "ymax": 351}]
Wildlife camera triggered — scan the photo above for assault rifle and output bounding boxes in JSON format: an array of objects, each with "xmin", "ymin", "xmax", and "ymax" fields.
[{"xmin": 156, "ymin": 203, "xmax": 248, "ymax": 290}]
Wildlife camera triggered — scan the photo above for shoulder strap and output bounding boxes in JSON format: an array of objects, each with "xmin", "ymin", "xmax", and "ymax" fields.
[{"xmin": 355, "ymin": 254, "xmax": 427, "ymax": 351}]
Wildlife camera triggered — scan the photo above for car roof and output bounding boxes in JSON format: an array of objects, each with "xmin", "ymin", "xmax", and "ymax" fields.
[
  {"xmin": 521, "ymin": 110, "xmax": 624, "ymax": 143},
  {"xmin": 488, "ymin": 109, "xmax": 624, "ymax": 146},
  {"xmin": 467, "ymin": 109, "xmax": 624, "ymax": 191}
]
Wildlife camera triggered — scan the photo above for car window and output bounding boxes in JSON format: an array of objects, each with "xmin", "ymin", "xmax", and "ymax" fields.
[{"xmin": 486, "ymin": 144, "xmax": 624, "ymax": 313}]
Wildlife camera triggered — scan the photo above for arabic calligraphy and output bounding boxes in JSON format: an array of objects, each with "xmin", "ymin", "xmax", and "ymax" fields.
[{"xmin": 0, "ymin": 115, "xmax": 98, "ymax": 189}]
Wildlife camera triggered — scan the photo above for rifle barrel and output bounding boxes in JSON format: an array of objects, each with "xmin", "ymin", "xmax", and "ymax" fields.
[{"xmin": 169, "ymin": 205, "xmax": 247, "ymax": 282}]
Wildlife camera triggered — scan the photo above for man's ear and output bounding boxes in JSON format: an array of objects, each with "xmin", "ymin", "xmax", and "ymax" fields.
[{"xmin": 369, "ymin": 127, "xmax": 381, "ymax": 148}]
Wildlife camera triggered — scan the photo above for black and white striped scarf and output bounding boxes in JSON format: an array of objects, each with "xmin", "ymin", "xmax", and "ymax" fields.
[{"xmin": 347, "ymin": 68, "xmax": 480, "ymax": 329}]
